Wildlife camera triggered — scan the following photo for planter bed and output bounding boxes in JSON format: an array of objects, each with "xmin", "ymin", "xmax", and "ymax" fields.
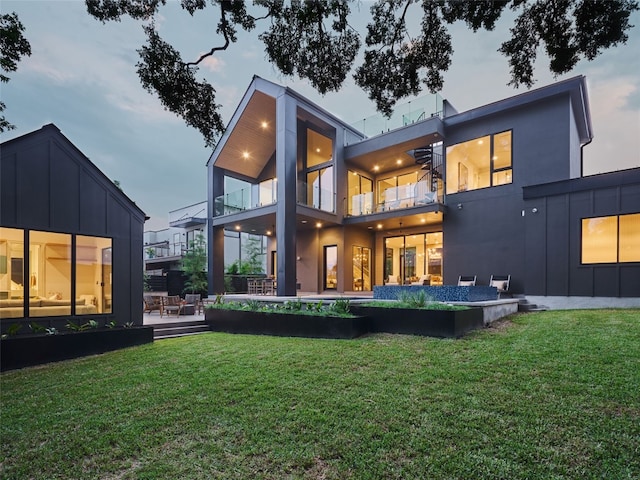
[
  {"xmin": 351, "ymin": 305, "xmax": 484, "ymax": 338},
  {"xmin": 205, "ymin": 309, "xmax": 369, "ymax": 339},
  {"xmin": 1, "ymin": 326, "xmax": 154, "ymax": 372}
]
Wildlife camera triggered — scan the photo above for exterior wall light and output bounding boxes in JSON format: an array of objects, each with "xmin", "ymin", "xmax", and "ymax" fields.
[{"xmin": 457, "ymin": 203, "xmax": 463, "ymax": 210}]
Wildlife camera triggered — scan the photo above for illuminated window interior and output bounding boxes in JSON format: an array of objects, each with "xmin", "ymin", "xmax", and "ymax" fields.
[
  {"xmin": 0, "ymin": 228, "xmax": 112, "ymax": 318},
  {"xmin": 446, "ymin": 131, "xmax": 512, "ymax": 194},
  {"xmin": 582, "ymin": 214, "xmax": 640, "ymax": 264}
]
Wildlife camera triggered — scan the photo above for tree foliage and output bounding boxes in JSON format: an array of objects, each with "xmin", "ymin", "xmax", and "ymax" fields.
[
  {"xmin": 0, "ymin": 12, "xmax": 31, "ymax": 133},
  {"xmin": 86, "ymin": 0, "xmax": 638, "ymax": 146}
]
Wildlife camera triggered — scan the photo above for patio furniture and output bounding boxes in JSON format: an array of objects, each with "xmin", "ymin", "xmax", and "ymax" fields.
[
  {"xmin": 143, "ymin": 295, "xmax": 162, "ymax": 315},
  {"xmin": 161, "ymin": 295, "xmax": 184, "ymax": 317},
  {"xmin": 489, "ymin": 275, "xmax": 511, "ymax": 297},
  {"xmin": 458, "ymin": 275, "xmax": 477, "ymax": 286},
  {"xmin": 184, "ymin": 293, "xmax": 202, "ymax": 314},
  {"xmin": 262, "ymin": 278, "xmax": 275, "ymax": 295}
]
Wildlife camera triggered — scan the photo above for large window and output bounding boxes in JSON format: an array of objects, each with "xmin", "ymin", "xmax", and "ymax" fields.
[
  {"xmin": 307, "ymin": 166, "xmax": 334, "ymax": 212},
  {"xmin": 348, "ymin": 171, "xmax": 373, "ymax": 216},
  {"xmin": 384, "ymin": 232, "xmax": 443, "ymax": 286},
  {"xmin": 582, "ymin": 214, "xmax": 640, "ymax": 264},
  {"xmin": 0, "ymin": 228, "xmax": 112, "ymax": 319},
  {"xmin": 303, "ymin": 128, "xmax": 335, "ymax": 212},
  {"xmin": 446, "ymin": 131, "xmax": 512, "ymax": 194}
]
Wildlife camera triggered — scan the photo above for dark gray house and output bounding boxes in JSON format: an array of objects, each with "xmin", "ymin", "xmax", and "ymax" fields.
[
  {"xmin": 0, "ymin": 124, "xmax": 148, "ymax": 333},
  {"xmin": 207, "ymin": 75, "xmax": 639, "ymax": 302}
]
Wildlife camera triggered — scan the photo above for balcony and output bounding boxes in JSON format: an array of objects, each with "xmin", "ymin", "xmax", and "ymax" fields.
[
  {"xmin": 297, "ymin": 181, "xmax": 336, "ymax": 213},
  {"xmin": 347, "ymin": 181, "xmax": 442, "ymax": 216},
  {"xmin": 347, "ymin": 152, "xmax": 444, "ymax": 217},
  {"xmin": 214, "ymin": 179, "xmax": 277, "ymax": 217}
]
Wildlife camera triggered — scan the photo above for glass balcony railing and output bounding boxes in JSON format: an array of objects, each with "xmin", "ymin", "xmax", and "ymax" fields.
[
  {"xmin": 350, "ymin": 93, "xmax": 444, "ymax": 137},
  {"xmin": 347, "ymin": 181, "xmax": 442, "ymax": 216},
  {"xmin": 214, "ymin": 179, "xmax": 277, "ymax": 217},
  {"xmin": 297, "ymin": 181, "xmax": 336, "ymax": 213}
]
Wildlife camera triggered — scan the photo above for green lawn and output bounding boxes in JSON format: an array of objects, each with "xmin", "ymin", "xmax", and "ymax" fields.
[{"xmin": 1, "ymin": 309, "xmax": 639, "ymax": 479}]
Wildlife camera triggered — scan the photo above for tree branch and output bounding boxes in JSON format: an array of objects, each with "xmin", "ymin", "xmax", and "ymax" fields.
[{"xmin": 184, "ymin": 2, "xmax": 230, "ymax": 67}]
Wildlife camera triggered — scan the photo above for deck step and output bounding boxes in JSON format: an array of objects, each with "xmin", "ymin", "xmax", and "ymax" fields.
[
  {"xmin": 153, "ymin": 320, "xmax": 209, "ymax": 340},
  {"xmin": 517, "ymin": 298, "xmax": 549, "ymax": 312}
]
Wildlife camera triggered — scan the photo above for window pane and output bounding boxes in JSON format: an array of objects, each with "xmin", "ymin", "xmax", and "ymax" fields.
[
  {"xmin": 446, "ymin": 136, "xmax": 490, "ymax": 193},
  {"xmin": 582, "ymin": 217, "xmax": 618, "ymax": 263},
  {"xmin": 76, "ymin": 236, "xmax": 112, "ymax": 314},
  {"xmin": 493, "ymin": 131, "xmax": 512, "ymax": 170},
  {"xmin": 0, "ymin": 228, "xmax": 24, "ymax": 318},
  {"xmin": 320, "ymin": 166, "xmax": 334, "ymax": 212},
  {"xmin": 619, "ymin": 213, "xmax": 640, "ymax": 262},
  {"xmin": 378, "ymin": 177, "xmax": 395, "ymax": 206},
  {"xmin": 493, "ymin": 169, "xmax": 512, "ymax": 186},
  {"xmin": 30, "ymin": 231, "xmax": 72, "ymax": 316},
  {"xmin": 307, "ymin": 129, "xmax": 333, "ymax": 168},
  {"xmin": 307, "ymin": 170, "xmax": 319, "ymax": 208},
  {"xmin": 325, "ymin": 245, "xmax": 337, "ymax": 290}
]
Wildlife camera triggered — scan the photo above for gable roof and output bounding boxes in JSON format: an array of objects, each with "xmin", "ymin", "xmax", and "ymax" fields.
[{"xmin": 1, "ymin": 123, "xmax": 147, "ymax": 219}]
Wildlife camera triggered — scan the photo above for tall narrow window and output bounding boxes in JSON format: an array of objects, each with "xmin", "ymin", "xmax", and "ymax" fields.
[
  {"xmin": 352, "ymin": 246, "xmax": 371, "ymax": 291},
  {"xmin": 348, "ymin": 171, "xmax": 373, "ymax": 216},
  {"xmin": 76, "ymin": 236, "xmax": 112, "ymax": 314},
  {"xmin": 0, "ymin": 227, "xmax": 25, "ymax": 318},
  {"xmin": 324, "ymin": 245, "xmax": 338, "ymax": 290},
  {"xmin": 30, "ymin": 231, "xmax": 72, "ymax": 317},
  {"xmin": 303, "ymin": 127, "xmax": 334, "ymax": 212}
]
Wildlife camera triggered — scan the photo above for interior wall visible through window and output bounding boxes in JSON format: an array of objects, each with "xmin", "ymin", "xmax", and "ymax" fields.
[{"xmin": 446, "ymin": 131, "xmax": 512, "ymax": 194}]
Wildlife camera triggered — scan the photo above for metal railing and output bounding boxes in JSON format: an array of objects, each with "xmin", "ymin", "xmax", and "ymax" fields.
[{"xmin": 350, "ymin": 93, "xmax": 444, "ymax": 137}]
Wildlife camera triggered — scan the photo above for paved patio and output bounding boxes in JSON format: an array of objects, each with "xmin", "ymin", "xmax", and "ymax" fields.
[{"xmin": 143, "ymin": 291, "xmax": 375, "ymax": 326}]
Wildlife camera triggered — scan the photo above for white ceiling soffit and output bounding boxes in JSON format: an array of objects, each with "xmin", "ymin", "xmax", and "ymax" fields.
[{"xmin": 213, "ymin": 90, "xmax": 277, "ymax": 179}]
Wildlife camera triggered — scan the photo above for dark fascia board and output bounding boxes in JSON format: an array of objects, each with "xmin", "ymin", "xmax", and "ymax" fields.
[
  {"xmin": 444, "ymin": 76, "xmax": 593, "ymax": 144},
  {"xmin": 1, "ymin": 123, "xmax": 147, "ymax": 220},
  {"xmin": 523, "ymin": 167, "xmax": 640, "ymax": 199},
  {"xmin": 169, "ymin": 217, "xmax": 207, "ymax": 229},
  {"xmin": 344, "ymin": 115, "xmax": 445, "ymax": 160}
]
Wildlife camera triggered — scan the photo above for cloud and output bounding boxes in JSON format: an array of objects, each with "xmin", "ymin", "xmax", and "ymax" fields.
[{"xmin": 200, "ymin": 55, "xmax": 225, "ymax": 73}]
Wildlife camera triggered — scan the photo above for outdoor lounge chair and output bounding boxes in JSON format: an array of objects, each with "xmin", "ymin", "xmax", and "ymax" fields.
[
  {"xmin": 143, "ymin": 295, "xmax": 162, "ymax": 315},
  {"xmin": 184, "ymin": 294, "xmax": 202, "ymax": 315},
  {"xmin": 457, "ymin": 275, "xmax": 477, "ymax": 286},
  {"xmin": 161, "ymin": 295, "xmax": 184, "ymax": 317},
  {"xmin": 489, "ymin": 275, "xmax": 511, "ymax": 297}
]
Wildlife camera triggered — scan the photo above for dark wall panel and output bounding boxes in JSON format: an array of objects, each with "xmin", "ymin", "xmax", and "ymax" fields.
[
  {"xmin": 17, "ymin": 141, "xmax": 49, "ymax": 228},
  {"xmin": 545, "ymin": 196, "xmax": 570, "ymax": 295},
  {"xmin": 593, "ymin": 187, "xmax": 618, "ymax": 216},
  {"xmin": 50, "ymin": 142, "xmax": 80, "ymax": 232},
  {"xmin": 524, "ymin": 199, "xmax": 547, "ymax": 295},
  {"xmin": 444, "ymin": 190, "xmax": 525, "ymax": 292},
  {"xmin": 620, "ymin": 267, "xmax": 640, "ymax": 297},
  {"xmin": 80, "ymin": 171, "xmax": 107, "ymax": 235},
  {"xmin": 1, "ymin": 153, "xmax": 17, "ymax": 225},
  {"xmin": 593, "ymin": 267, "xmax": 619, "ymax": 297},
  {"xmin": 620, "ymin": 184, "xmax": 640, "ymax": 213}
]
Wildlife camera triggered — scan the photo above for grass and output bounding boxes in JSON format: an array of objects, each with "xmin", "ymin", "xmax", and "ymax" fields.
[{"xmin": 1, "ymin": 309, "xmax": 639, "ymax": 479}]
